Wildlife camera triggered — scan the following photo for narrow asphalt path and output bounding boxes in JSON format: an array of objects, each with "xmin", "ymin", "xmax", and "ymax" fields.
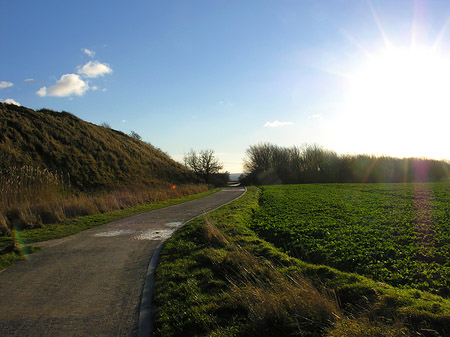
[{"xmin": 0, "ymin": 187, "xmax": 246, "ymax": 337}]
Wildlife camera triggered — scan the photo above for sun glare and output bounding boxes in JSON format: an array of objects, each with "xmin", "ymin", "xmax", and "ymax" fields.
[{"xmin": 339, "ymin": 45, "xmax": 450, "ymax": 159}]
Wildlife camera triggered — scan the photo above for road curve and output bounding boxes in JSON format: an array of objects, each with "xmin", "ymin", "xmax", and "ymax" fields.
[{"xmin": 0, "ymin": 187, "xmax": 246, "ymax": 336}]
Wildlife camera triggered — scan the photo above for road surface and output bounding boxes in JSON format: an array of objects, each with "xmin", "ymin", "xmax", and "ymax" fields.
[{"xmin": 0, "ymin": 187, "xmax": 246, "ymax": 336}]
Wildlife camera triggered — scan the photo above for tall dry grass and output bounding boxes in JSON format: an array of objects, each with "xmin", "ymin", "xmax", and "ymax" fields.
[
  {"xmin": 0, "ymin": 165, "xmax": 207, "ymax": 235},
  {"xmin": 200, "ymin": 218, "xmax": 341, "ymax": 337},
  {"xmin": 0, "ymin": 166, "xmax": 69, "ymax": 207},
  {"xmin": 227, "ymin": 257, "xmax": 340, "ymax": 336}
]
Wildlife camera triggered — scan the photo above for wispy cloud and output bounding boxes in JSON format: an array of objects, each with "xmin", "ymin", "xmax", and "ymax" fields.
[
  {"xmin": 1, "ymin": 98, "xmax": 20, "ymax": 106},
  {"xmin": 218, "ymin": 100, "xmax": 234, "ymax": 107},
  {"xmin": 309, "ymin": 113, "xmax": 324, "ymax": 120},
  {"xmin": 82, "ymin": 48, "xmax": 96, "ymax": 58},
  {"xmin": 24, "ymin": 78, "xmax": 35, "ymax": 83},
  {"xmin": 264, "ymin": 120, "xmax": 294, "ymax": 128},
  {"xmin": 0, "ymin": 81, "xmax": 13, "ymax": 89},
  {"xmin": 37, "ymin": 74, "xmax": 89, "ymax": 97},
  {"xmin": 78, "ymin": 61, "xmax": 112, "ymax": 78}
]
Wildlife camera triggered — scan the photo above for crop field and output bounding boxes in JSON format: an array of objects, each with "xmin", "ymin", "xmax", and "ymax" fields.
[{"xmin": 251, "ymin": 183, "xmax": 450, "ymax": 296}]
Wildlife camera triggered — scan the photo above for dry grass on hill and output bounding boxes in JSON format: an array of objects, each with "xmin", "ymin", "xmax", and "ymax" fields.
[{"xmin": 0, "ymin": 165, "xmax": 206, "ymax": 233}]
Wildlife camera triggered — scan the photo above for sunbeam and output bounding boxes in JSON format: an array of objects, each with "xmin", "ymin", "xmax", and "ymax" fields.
[{"xmin": 367, "ymin": 0, "xmax": 392, "ymax": 48}]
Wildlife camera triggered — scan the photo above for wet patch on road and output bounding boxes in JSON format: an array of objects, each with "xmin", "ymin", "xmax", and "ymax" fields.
[
  {"xmin": 164, "ymin": 221, "xmax": 183, "ymax": 228},
  {"xmin": 134, "ymin": 229, "xmax": 175, "ymax": 241},
  {"xmin": 133, "ymin": 222, "xmax": 184, "ymax": 241},
  {"xmin": 94, "ymin": 230, "xmax": 136, "ymax": 237}
]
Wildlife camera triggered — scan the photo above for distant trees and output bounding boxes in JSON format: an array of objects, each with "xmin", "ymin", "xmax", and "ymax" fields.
[
  {"xmin": 241, "ymin": 143, "xmax": 336, "ymax": 184},
  {"xmin": 100, "ymin": 122, "xmax": 111, "ymax": 129},
  {"xmin": 240, "ymin": 143, "xmax": 450, "ymax": 185},
  {"xmin": 184, "ymin": 149, "xmax": 228, "ymax": 185},
  {"xmin": 242, "ymin": 143, "xmax": 300, "ymax": 184},
  {"xmin": 129, "ymin": 131, "xmax": 142, "ymax": 140}
]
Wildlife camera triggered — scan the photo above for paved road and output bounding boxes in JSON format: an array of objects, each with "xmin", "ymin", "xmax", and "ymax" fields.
[{"xmin": 0, "ymin": 187, "xmax": 246, "ymax": 337}]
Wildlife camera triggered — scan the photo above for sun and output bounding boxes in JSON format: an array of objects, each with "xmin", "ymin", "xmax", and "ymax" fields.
[
  {"xmin": 326, "ymin": 1, "xmax": 450, "ymax": 161},
  {"xmin": 338, "ymin": 44, "xmax": 450, "ymax": 159}
]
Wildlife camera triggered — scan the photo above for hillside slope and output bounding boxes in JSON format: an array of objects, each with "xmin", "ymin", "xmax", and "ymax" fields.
[{"xmin": 0, "ymin": 103, "xmax": 195, "ymax": 189}]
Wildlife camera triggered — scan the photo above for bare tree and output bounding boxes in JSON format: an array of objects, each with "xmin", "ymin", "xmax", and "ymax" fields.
[
  {"xmin": 100, "ymin": 122, "xmax": 111, "ymax": 129},
  {"xmin": 184, "ymin": 149, "xmax": 223, "ymax": 184},
  {"xmin": 129, "ymin": 131, "xmax": 142, "ymax": 140}
]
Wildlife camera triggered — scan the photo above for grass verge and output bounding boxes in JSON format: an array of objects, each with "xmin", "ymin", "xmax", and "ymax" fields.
[
  {"xmin": 0, "ymin": 188, "xmax": 220, "ymax": 270},
  {"xmin": 153, "ymin": 186, "xmax": 450, "ymax": 337}
]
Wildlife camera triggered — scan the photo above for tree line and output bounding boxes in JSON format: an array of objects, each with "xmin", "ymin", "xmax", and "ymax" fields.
[{"xmin": 240, "ymin": 143, "xmax": 450, "ymax": 185}]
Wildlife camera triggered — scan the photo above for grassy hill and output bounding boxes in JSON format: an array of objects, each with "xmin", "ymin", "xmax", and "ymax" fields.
[
  {"xmin": 0, "ymin": 102, "xmax": 195, "ymax": 190},
  {"xmin": 0, "ymin": 102, "xmax": 208, "ymax": 238}
]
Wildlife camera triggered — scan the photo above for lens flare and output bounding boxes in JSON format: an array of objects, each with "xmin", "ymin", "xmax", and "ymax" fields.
[
  {"xmin": 13, "ymin": 226, "xmax": 30, "ymax": 261},
  {"xmin": 413, "ymin": 181, "xmax": 435, "ymax": 265}
]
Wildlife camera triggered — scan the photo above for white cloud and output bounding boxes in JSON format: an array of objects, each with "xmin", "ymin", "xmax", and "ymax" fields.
[
  {"xmin": 24, "ymin": 78, "xmax": 35, "ymax": 83},
  {"xmin": 1, "ymin": 98, "xmax": 20, "ymax": 106},
  {"xmin": 91, "ymin": 85, "xmax": 99, "ymax": 91},
  {"xmin": 121, "ymin": 119, "xmax": 127, "ymax": 123},
  {"xmin": 264, "ymin": 120, "xmax": 294, "ymax": 128},
  {"xmin": 82, "ymin": 48, "xmax": 96, "ymax": 57},
  {"xmin": 102, "ymin": 88, "xmax": 107, "ymax": 92},
  {"xmin": 36, "ymin": 74, "xmax": 89, "ymax": 97},
  {"xmin": 36, "ymin": 87, "xmax": 47, "ymax": 97},
  {"xmin": 78, "ymin": 61, "xmax": 112, "ymax": 78},
  {"xmin": 0, "ymin": 81, "xmax": 13, "ymax": 89}
]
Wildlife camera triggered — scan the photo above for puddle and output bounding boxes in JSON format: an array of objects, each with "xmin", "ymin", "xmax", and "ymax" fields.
[
  {"xmin": 94, "ymin": 230, "xmax": 136, "ymax": 237},
  {"xmin": 134, "ymin": 228, "xmax": 175, "ymax": 241},
  {"xmin": 164, "ymin": 221, "xmax": 183, "ymax": 228}
]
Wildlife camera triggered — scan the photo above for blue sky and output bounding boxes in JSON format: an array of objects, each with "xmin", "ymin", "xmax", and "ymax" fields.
[{"xmin": 2, "ymin": 1, "xmax": 450, "ymax": 172}]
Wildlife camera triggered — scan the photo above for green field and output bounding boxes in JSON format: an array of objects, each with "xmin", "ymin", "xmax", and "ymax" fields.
[
  {"xmin": 251, "ymin": 183, "xmax": 450, "ymax": 296},
  {"xmin": 154, "ymin": 186, "xmax": 450, "ymax": 336}
]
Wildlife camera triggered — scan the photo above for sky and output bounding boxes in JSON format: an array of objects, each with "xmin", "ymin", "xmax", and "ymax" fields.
[{"xmin": 2, "ymin": 0, "xmax": 450, "ymax": 173}]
